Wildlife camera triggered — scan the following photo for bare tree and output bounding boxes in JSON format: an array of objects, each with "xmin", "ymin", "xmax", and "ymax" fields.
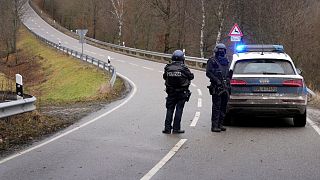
[
  {"xmin": 0, "ymin": 0, "xmax": 27, "ymax": 58},
  {"xmin": 215, "ymin": 0, "xmax": 229, "ymax": 45},
  {"xmin": 199, "ymin": 0, "xmax": 206, "ymax": 58},
  {"xmin": 110, "ymin": 0, "xmax": 125, "ymax": 45},
  {"xmin": 150, "ymin": 0, "xmax": 176, "ymax": 53}
]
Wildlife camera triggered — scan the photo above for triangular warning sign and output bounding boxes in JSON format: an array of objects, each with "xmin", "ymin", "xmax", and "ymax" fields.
[{"xmin": 229, "ymin": 23, "xmax": 243, "ymax": 37}]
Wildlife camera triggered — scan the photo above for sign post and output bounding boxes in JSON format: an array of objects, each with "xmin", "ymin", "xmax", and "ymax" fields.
[{"xmin": 76, "ymin": 29, "xmax": 88, "ymax": 57}]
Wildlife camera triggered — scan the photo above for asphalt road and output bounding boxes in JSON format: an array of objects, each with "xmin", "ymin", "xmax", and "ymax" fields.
[{"xmin": 0, "ymin": 3, "xmax": 319, "ymax": 180}]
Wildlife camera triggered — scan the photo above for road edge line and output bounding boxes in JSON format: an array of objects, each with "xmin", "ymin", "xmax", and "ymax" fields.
[
  {"xmin": 140, "ymin": 139, "xmax": 187, "ymax": 180},
  {"xmin": 307, "ymin": 117, "xmax": 320, "ymax": 136}
]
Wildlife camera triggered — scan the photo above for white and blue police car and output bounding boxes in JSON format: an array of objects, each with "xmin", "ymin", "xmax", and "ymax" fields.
[{"xmin": 228, "ymin": 44, "xmax": 307, "ymax": 127}]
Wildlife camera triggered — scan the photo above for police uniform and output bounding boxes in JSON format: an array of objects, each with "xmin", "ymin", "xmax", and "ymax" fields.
[
  {"xmin": 163, "ymin": 52, "xmax": 194, "ymax": 134},
  {"xmin": 206, "ymin": 44, "xmax": 231, "ymax": 132}
]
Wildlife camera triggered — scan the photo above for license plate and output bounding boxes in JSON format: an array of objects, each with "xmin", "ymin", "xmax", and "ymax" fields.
[{"xmin": 253, "ymin": 86, "xmax": 277, "ymax": 92}]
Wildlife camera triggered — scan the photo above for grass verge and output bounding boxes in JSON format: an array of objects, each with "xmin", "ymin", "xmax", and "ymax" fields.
[{"xmin": 0, "ymin": 27, "xmax": 126, "ymax": 154}]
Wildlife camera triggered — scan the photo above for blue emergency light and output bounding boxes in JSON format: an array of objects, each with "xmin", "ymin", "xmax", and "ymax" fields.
[
  {"xmin": 236, "ymin": 45, "xmax": 246, "ymax": 52},
  {"xmin": 235, "ymin": 44, "xmax": 285, "ymax": 53}
]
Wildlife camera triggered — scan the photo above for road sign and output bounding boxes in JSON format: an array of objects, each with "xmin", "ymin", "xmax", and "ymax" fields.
[
  {"xmin": 76, "ymin": 29, "xmax": 88, "ymax": 56},
  {"xmin": 229, "ymin": 23, "xmax": 243, "ymax": 37},
  {"xmin": 230, "ymin": 36, "xmax": 241, "ymax": 42},
  {"xmin": 76, "ymin": 29, "xmax": 88, "ymax": 38},
  {"xmin": 76, "ymin": 29, "xmax": 88, "ymax": 43}
]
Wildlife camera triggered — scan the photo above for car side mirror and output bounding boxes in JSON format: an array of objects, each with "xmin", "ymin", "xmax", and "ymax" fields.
[{"xmin": 296, "ymin": 68, "xmax": 303, "ymax": 75}]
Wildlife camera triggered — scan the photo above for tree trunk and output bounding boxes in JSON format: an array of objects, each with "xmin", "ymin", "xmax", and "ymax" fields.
[
  {"xmin": 163, "ymin": 0, "xmax": 171, "ymax": 53},
  {"xmin": 215, "ymin": 1, "xmax": 224, "ymax": 45},
  {"xmin": 199, "ymin": 0, "xmax": 205, "ymax": 58},
  {"xmin": 93, "ymin": 3, "xmax": 97, "ymax": 39},
  {"xmin": 118, "ymin": 21, "xmax": 122, "ymax": 45}
]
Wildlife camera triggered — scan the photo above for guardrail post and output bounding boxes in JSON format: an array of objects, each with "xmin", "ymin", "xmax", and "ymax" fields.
[{"xmin": 98, "ymin": 60, "xmax": 100, "ymax": 68}]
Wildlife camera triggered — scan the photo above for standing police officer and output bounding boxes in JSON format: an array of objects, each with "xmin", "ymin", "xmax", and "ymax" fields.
[
  {"xmin": 206, "ymin": 43, "xmax": 232, "ymax": 132},
  {"xmin": 163, "ymin": 50, "xmax": 194, "ymax": 134}
]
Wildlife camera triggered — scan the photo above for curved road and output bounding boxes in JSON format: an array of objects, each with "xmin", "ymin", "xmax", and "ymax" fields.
[{"xmin": 1, "ymin": 3, "xmax": 320, "ymax": 180}]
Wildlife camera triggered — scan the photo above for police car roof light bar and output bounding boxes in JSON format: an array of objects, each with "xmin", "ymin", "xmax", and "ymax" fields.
[{"xmin": 235, "ymin": 44, "xmax": 285, "ymax": 53}]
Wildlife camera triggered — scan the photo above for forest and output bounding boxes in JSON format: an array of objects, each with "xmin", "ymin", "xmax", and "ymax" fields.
[{"xmin": 1, "ymin": 0, "xmax": 320, "ymax": 89}]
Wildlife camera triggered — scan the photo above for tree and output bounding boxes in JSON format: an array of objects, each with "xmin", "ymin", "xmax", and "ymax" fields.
[
  {"xmin": 110, "ymin": 0, "xmax": 125, "ymax": 45},
  {"xmin": 0, "ymin": 0, "xmax": 28, "ymax": 57},
  {"xmin": 150, "ymin": 0, "xmax": 176, "ymax": 53}
]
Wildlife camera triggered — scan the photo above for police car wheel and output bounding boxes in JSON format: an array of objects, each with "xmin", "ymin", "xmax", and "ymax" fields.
[{"xmin": 293, "ymin": 110, "xmax": 306, "ymax": 127}]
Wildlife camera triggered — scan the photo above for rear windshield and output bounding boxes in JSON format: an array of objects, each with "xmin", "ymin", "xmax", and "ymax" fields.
[{"xmin": 233, "ymin": 59, "xmax": 295, "ymax": 75}]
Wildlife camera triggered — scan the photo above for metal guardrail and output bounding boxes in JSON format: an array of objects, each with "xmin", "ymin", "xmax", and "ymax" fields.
[
  {"xmin": 87, "ymin": 37, "xmax": 208, "ymax": 64},
  {"xmin": 25, "ymin": 27, "xmax": 117, "ymax": 87},
  {"xmin": 0, "ymin": 95, "xmax": 36, "ymax": 119}
]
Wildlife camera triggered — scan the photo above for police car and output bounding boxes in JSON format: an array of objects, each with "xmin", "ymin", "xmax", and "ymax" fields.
[{"xmin": 227, "ymin": 45, "xmax": 307, "ymax": 127}]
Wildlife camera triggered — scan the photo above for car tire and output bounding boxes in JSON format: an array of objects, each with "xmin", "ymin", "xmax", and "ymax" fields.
[{"xmin": 293, "ymin": 110, "xmax": 306, "ymax": 127}]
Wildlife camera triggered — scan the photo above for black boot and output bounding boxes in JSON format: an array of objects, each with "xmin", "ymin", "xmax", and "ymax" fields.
[
  {"xmin": 172, "ymin": 129, "xmax": 185, "ymax": 134},
  {"xmin": 162, "ymin": 129, "xmax": 171, "ymax": 134},
  {"xmin": 219, "ymin": 125, "xmax": 226, "ymax": 131},
  {"xmin": 211, "ymin": 126, "xmax": 221, "ymax": 132}
]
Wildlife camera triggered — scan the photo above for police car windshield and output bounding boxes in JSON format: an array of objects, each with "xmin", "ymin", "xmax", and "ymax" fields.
[{"xmin": 233, "ymin": 59, "xmax": 295, "ymax": 75}]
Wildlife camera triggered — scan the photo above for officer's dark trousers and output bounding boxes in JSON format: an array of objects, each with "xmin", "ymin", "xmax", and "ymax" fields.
[
  {"xmin": 211, "ymin": 92, "xmax": 228, "ymax": 128},
  {"xmin": 164, "ymin": 94, "xmax": 186, "ymax": 130}
]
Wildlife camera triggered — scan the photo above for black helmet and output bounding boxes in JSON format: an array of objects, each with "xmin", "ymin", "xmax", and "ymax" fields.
[
  {"xmin": 172, "ymin": 50, "xmax": 185, "ymax": 62},
  {"xmin": 213, "ymin": 43, "xmax": 227, "ymax": 57}
]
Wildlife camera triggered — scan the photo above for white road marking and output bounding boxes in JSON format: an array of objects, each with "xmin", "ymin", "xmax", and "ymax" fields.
[
  {"xmin": 190, "ymin": 112, "xmax": 201, "ymax": 127},
  {"xmin": 64, "ymin": 42, "xmax": 69, "ymax": 44},
  {"xmin": 57, "ymin": 38, "xmax": 61, "ymax": 41},
  {"xmin": 99, "ymin": 54, "xmax": 104, "ymax": 57},
  {"xmin": 158, "ymin": 70, "xmax": 164, "ymax": 73},
  {"xmin": 0, "ymin": 73, "xmax": 137, "ymax": 165},
  {"xmin": 91, "ymin": 52, "xmax": 97, "ymax": 55},
  {"xmin": 142, "ymin": 66, "xmax": 154, "ymax": 71},
  {"xmin": 198, "ymin": 98, "xmax": 202, "ymax": 107},
  {"xmin": 46, "ymin": 32, "xmax": 49, "ymax": 34},
  {"xmin": 197, "ymin": 89, "xmax": 202, "ymax": 96},
  {"xmin": 307, "ymin": 118, "xmax": 320, "ymax": 136},
  {"xmin": 140, "ymin": 139, "xmax": 187, "ymax": 180},
  {"xmin": 130, "ymin": 63, "xmax": 138, "ymax": 66},
  {"xmin": 191, "ymin": 83, "xmax": 197, "ymax": 87}
]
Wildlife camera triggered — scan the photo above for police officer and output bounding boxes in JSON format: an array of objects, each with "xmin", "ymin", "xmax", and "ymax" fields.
[
  {"xmin": 206, "ymin": 43, "xmax": 232, "ymax": 132},
  {"xmin": 163, "ymin": 50, "xmax": 194, "ymax": 134}
]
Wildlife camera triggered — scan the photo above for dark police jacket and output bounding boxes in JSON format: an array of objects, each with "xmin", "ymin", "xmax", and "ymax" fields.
[
  {"xmin": 163, "ymin": 61, "xmax": 194, "ymax": 93},
  {"xmin": 206, "ymin": 56, "xmax": 231, "ymax": 91}
]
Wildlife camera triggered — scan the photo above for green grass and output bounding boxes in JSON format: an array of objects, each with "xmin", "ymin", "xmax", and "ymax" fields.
[{"xmin": 17, "ymin": 28, "xmax": 123, "ymax": 104}]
